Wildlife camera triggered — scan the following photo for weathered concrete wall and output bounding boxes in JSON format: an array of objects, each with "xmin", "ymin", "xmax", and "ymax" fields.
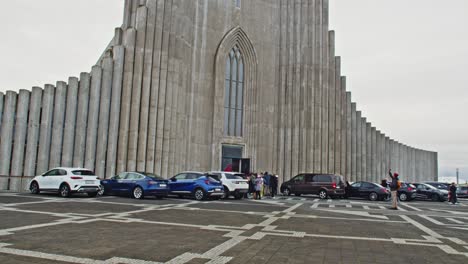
[{"xmin": 0, "ymin": 0, "xmax": 439, "ymax": 191}]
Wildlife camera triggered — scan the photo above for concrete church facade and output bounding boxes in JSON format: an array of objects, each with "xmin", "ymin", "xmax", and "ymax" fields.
[{"xmin": 0, "ymin": 0, "xmax": 437, "ymax": 191}]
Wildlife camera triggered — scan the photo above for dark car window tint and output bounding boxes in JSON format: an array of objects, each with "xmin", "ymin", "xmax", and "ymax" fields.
[
  {"xmin": 362, "ymin": 182, "xmax": 374, "ymax": 188},
  {"xmin": 72, "ymin": 170, "xmax": 95, "ymax": 176},
  {"xmin": 207, "ymin": 176, "xmax": 220, "ymax": 182},
  {"xmin": 226, "ymin": 174, "xmax": 243, "ymax": 180},
  {"xmin": 174, "ymin": 174, "xmax": 187, "ymax": 180},
  {"xmin": 292, "ymin": 175, "xmax": 304, "ymax": 183},
  {"xmin": 44, "ymin": 169, "xmax": 58, "ymax": 176},
  {"xmin": 331, "ymin": 175, "xmax": 344, "ymax": 184},
  {"xmin": 305, "ymin": 175, "xmax": 314, "ymax": 183},
  {"xmin": 315, "ymin": 175, "xmax": 332, "ymax": 183},
  {"xmin": 58, "ymin": 169, "xmax": 67, "ymax": 176},
  {"xmin": 189, "ymin": 173, "xmax": 203, "ymax": 180},
  {"xmin": 144, "ymin": 173, "xmax": 164, "ymax": 180},
  {"xmin": 351, "ymin": 182, "xmax": 362, "ymax": 188},
  {"xmin": 461, "ymin": 187, "xmax": 468, "ymax": 191},
  {"xmin": 114, "ymin": 173, "xmax": 127, "ymax": 180}
]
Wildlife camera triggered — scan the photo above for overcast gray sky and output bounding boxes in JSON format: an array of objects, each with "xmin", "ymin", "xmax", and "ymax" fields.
[{"xmin": 0, "ymin": 0, "xmax": 466, "ymax": 182}]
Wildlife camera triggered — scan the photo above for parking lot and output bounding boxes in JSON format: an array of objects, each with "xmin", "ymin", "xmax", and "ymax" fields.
[{"xmin": 1, "ymin": 192, "xmax": 468, "ymax": 264}]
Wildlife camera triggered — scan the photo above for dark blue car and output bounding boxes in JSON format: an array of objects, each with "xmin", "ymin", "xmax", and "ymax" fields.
[
  {"xmin": 100, "ymin": 172, "xmax": 169, "ymax": 199},
  {"xmin": 169, "ymin": 171, "xmax": 224, "ymax": 201}
]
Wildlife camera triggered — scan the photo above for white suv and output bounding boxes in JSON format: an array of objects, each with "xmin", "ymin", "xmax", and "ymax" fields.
[
  {"xmin": 209, "ymin": 171, "xmax": 249, "ymax": 199},
  {"xmin": 29, "ymin": 167, "xmax": 101, "ymax": 198}
]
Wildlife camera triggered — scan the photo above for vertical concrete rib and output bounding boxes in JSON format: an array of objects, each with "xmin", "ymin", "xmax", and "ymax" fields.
[
  {"xmin": 10, "ymin": 90, "xmax": 31, "ymax": 187},
  {"xmin": 366, "ymin": 123, "xmax": 371, "ymax": 182},
  {"xmin": 127, "ymin": 6, "xmax": 148, "ymax": 172},
  {"xmin": 328, "ymin": 31, "xmax": 336, "ymax": 173},
  {"xmin": 334, "ymin": 57, "xmax": 342, "ymax": 174},
  {"xmin": 345, "ymin": 90, "xmax": 351, "ymax": 180},
  {"xmin": 37, "ymin": 85, "xmax": 55, "ymax": 174},
  {"xmin": 85, "ymin": 65, "xmax": 103, "ymax": 171},
  {"xmin": 95, "ymin": 56, "xmax": 114, "ymax": 178},
  {"xmin": 0, "ymin": 93, "xmax": 3, "ymax": 131},
  {"xmin": 356, "ymin": 111, "xmax": 362, "ymax": 181},
  {"xmin": 375, "ymin": 131, "xmax": 381, "ymax": 181},
  {"xmin": 320, "ymin": 0, "xmax": 330, "ymax": 172},
  {"xmin": 106, "ymin": 45, "xmax": 125, "ymax": 179},
  {"xmin": 313, "ymin": 0, "xmax": 322, "ymax": 172},
  {"xmin": 340, "ymin": 77, "xmax": 347, "ymax": 176},
  {"xmin": 291, "ymin": 0, "xmax": 301, "ymax": 176},
  {"xmin": 23, "ymin": 87, "xmax": 42, "ymax": 176},
  {"xmin": 361, "ymin": 117, "xmax": 367, "ymax": 181},
  {"xmin": 350, "ymin": 103, "xmax": 357, "ymax": 182},
  {"xmin": 73, "ymin": 73, "xmax": 91, "ymax": 168},
  {"xmin": 117, "ymin": 28, "xmax": 136, "ymax": 173},
  {"xmin": 137, "ymin": 0, "xmax": 157, "ymax": 172},
  {"xmin": 49, "ymin": 81, "xmax": 67, "ymax": 168},
  {"xmin": 62, "ymin": 77, "xmax": 79, "ymax": 167},
  {"xmin": 0, "ymin": 91, "xmax": 17, "ymax": 189},
  {"xmin": 370, "ymin": 127, "xmax": 377, "ymax": 183}
]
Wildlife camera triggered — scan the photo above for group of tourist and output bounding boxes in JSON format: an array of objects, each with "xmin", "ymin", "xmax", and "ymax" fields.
[{"xmin": 246, "ymin": 172, "xmax": 279, "ymax": 200}]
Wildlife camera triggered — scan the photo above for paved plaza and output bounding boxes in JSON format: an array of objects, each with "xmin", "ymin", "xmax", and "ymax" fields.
[{"xmin": 0, "ymin": 192, "xmax": 467, "ymax": 264}]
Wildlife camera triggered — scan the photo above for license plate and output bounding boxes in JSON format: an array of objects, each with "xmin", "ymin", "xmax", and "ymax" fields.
[
  {"xmin": 85, "ymin": 180, "xmax": 94, "ymax": 184},
  {"xmin": 159, "ymin": 184, "xmax": 167, "ymax": 187},
  {"xmin": 215, "ymin": 188, "xmax": 221, "ymax": 191}
]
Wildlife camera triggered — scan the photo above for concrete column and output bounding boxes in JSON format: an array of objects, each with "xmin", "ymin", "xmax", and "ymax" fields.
[
  {"xmin": 375, "ymin": 131, "xmax": 382, "ymax": 182},
  {"xmin": 0, "ymin": 91, "xmax": 17, "ymax": 189},
  {"xmin": 62, "ymin": 77, "xmax": 79, "ymax": 167},
  {"xmin": 366, "ymin": 123, "xmax": 372, "ymax": 182},
  {"xmin": 106, "ymin": 46, "xmax": 125, "ymax": 179},
  {"xmin": 95, "ymin": 56, "xmax": 114, "ymax": 179},
  {"xmin": 73, "ymin": 73, "xmax": 91, "ymax": 168},
  {"xmin": 385, "ymin": 136, "xmax": 390, "ymax": 180},
  {"xmin": 0, "ymin": 92, "xmax": 3, "ymax": 131},
  {"xmin": 361, "ymin": 117, "xmax": 367, "ymax": 181},
  {"xmin": 334, "ymin": 57, "xmax": 342, "ymax": 174},
  {"xmin": 370, "ymin": 127, "xmax": 377, "ymax": 184},
  {"xmin": 351, "ymin": 103, "xmax": 357, "ymax": 182},
  {"xmin": 10, "ymin": 90, "xmax": 30, "ymax": 190},
  {"xmin": 137, "ymin": 1, "xmax": 157, "ymax": 172},
  {"xmin": 356, "ymin": 111, "xmax": 362, "ymax": 181},
  {"xmin": 84, "ymin": 65, "xmax": 103, "ymax": 171},
  {"xmin": 49, "ymin": 81, "xmax": 67, "ymax": 168},
  {"xmin": 312, "ymin": 0, "xmax": 323, "ymax": 172},
  {"xmin": 24, "ymin": 87, "xmax": 43, "ymax": 176},
  {"xmin": 327, "ymin": 31, "xmax": 336, "ymax": 173},
  {"xmin": 36, "ymin": 85, "xmax": 55, "ymax": 174},
  {"xmin": 345, "ymin": 91, "xmax": 352, "ymax": 181},
  {"xmin": 340, "ymin": 77, "xmax": 347, "ymax": 176},
  {"xmin": 117, "ymin": 28, "xmax": 137, "ymax": 173},
  {"xmin": 127, "ymin": 6, "xmax": 148, "ymax": 172}
]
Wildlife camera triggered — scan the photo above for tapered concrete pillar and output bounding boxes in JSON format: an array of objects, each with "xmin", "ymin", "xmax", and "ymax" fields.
[
  {"xmin": 385, "ymin": 136, "xmax": 390, "ymax": 180},
  {"xmin": 351, "ymin": 103, "xmax": 357, "ymax": 182},
  {"xmin": 375, "ymin": 131, "xmax": 382, "ymax": 181},
  {"xmin": 345, "ymin": 91, "xmax": 352, "ymax": 180},
  {"xmin": 340, "ymin": 77, "xmax": 347, "ymax": 176},
  {"xmin": 0, "ymin": 92, "xmax": 4, "ymax": 131},
  {"xmin": 334, "ymin": 57, "xmax": 342, "ymax": 174},
  {"xmin": 361, "ymin": 117, "xmax": 367, "ymax": 181},
  {"xmin": 73, "ymin": 73, "xmax": 91, "ymax": 168},
  {"xmin": 365, "ymin": 123, "xmax": 371, "ymax": 182},
  {"xmin": 85, "ymin": 65, "xmax": 103, "ymax": 171},
  {"xmin": 95, "ymin": 56, "xmax": 114, "ymax": 178},
  {"xmin": 117, "ymin": 28, "xmax": 137, "ymax": 173},
  {"xmin": 0, "ymin": 91, "xmax": 17, "ymax": 190},
  {"xmin": 327, "ymin": 31, "xmax": 336, "ymax": 173},
  {"xmin": 10, "ymin": 90, "xmax": 30, "ymax": 190},
  {"xmin": 62, "ymin": 77, "xmax": 79, "ymax": 167},
  {"xmin": 49, "ymin": 81, "xmax": 67, "ymax": 168},
  {"xmin": 106, "ymin": 45, "xmax": 125, "ymax": 179},
  {"xmin": 127, "ymin": 6, "xmax": 148, "ymax": 172},
  {"xmin": 370, "ymin": 127, "xmax": 377, "ymax": 184},
  {"xmin": 36, "ymin": 85, "xmax": 55, "ymax": 174},
  {"xmin": 24, "ymin": 87, "xmax": 43, "ymax": 177},
  {"xmin": 356, "ymin": 111, "xmax": 362, "ymax": 181}
]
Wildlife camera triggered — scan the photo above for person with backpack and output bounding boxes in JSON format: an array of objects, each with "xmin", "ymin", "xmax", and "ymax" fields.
[{"xmin": 388, "ymin": 169, "xmax": 401, "ymax": 210}]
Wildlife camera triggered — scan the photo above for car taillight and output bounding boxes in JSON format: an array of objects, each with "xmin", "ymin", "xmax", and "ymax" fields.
[
  {"xmin": 407, "ymin": 187, "xmax": 413, "ymax": 191},
  {"xmin": 380, "ymin": 188, "xmax": 387, "ymax": 193},
  {"xmin": 332, "ymin": 182, "xmax": 336, "ymax": 189},
  {"xmin": 204, "ymin": 180, "xmax": 210, "ymax": 185},
  {"xmin": 70, "ymin": 176, "xmax": 83, "ymax": 180}
]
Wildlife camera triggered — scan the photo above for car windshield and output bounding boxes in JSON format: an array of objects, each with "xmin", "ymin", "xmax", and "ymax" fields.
[
  {"xmin": 72, "ymin": 170, "xmax": 95, "ymax": 176},
  {"xmin": 206, "ymin": 176, "xmax": 220, "ymax": 182},
  {"xmin": 144, "ymin": 173, "xmax": 164, "ymax": 180},
  {"xmin": 226, "ymin": 174, "xmax": 244, "ymax": 180}
]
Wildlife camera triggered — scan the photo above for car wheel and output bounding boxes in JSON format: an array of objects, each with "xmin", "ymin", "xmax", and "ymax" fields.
[
  {"xmin": 59, "ymin": 184, "xmax": 70, "ymax": 198},
  {"xmin": 87, "ymin": 192, "xmax": 98, "ymax": 198},
  {"xmin": 234, "ymin": 193, "xmax": 243, "ymax": 200},
  {"xmin": 283, "ymin": 188, "xmax": 291, "ymax": 196},
  {"xmin": 318, "ymin": 190, "xmax": 328, "ymax": 199},
  {"xmin": 97, "ymin": 185, "xmax": 105, "ymax": 196},
  {"xmin": 431, "ymin": 194, "xmax": 440, "ymax": 202},
  {"xmin": 369, "ymin": 192, "xmax": 378, "ymax": 201},
  {"xmin": 30, "ymin": 181, "xmax": 40, "ymax": 194},
  {"xmin": 222, "ymin": 186, "xmax": 229, "ymax": 199},
  {"xmin": 399, "ymin": 192, "xmax": 408, "ymax": 201},
  {"xmin": 295, "ymin": 193, "xmax": 301, "ymax": 197},
  {"xmin": 194, "ymin": 188, "xmax": 206, "ymax": 201},
  {"xmin": 132, "ymin": 186, "xmax": 144, "ymax": 199}
]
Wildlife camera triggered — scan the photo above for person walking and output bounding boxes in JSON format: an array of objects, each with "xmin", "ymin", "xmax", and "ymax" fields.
[
  {"xmin": 388, "ymin": 169, "xmax": 401, "ymax": 210},
  {"xmin": 270, "ymin": 174, "xmax": 278, "ymax": 198},
  {"xmin": 263, "ymin": 172, "xmax": 271, "ymax": 197},
  {"xmin": 449, "ymin": 182, "xmax": 458, "ymax": 205},
  {"xmin": 255, "ymin": 174, "xmax": 264, "ymax": 200},
  {"xmin": 249, "ymin": 173, "xmax": 257, "ymax": 199}
]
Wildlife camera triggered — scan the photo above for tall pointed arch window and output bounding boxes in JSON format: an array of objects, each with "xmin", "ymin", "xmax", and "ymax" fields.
[{"xmin": 224, "ymin": 46, "xmax": 244, "ymax": 137}]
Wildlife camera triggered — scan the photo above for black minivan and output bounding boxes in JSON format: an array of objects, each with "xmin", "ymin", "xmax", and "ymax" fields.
[{"xmin": 280, "ymin": 173, "xmax": 346, "ymax": 199}]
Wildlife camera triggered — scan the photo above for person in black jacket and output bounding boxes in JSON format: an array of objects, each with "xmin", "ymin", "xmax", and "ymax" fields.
[
  {"xmin": 389, "ymin": 169, "xmax": 400, "ymax": 210},
  {"xmin": 449, "ymin": 182, "xmax": 458, "ymax": 205},
  {"xmin": 270, "ymin": 175, "xmax": 278, "ymax": 198}
]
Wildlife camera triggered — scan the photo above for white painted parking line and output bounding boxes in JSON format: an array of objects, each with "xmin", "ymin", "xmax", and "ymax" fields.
[
  {"xmin": 329, "ymin": 204, "xmax": 335, "ymax": 208},
  {"xmin": 312, "ymin": 198, "xmax": 319, "ymax": 202},
  {"xmin": 447, "ymin": 218, "xmax": 465, "ymax": 224},
  {"xmin": 346, "ymin": 204, "xmax": 352, "ymax": 208},
  {"xmin": 400, "ymin": 215, "xmax": 444, "ymax": 239},
  {"xmin": 400, "ymin": 203, "xmax": 422, "ymax": 211},
  {"xmin": 311, "ymin": 203, "xmax": 319, "ymax": 208},
  {"xmin": 363, "ymin": 206, "xmax": 370, "ymax": 210},
  {"xmin": 378, "ymin": 206, "xmax": 386, "ymax": 209}
]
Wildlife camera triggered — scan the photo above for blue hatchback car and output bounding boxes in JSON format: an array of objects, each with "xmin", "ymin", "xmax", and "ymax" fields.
[
  {"xmin": 168, "ymin": 171, "xmax": 224, "ymax": 201},
  {"xmin": 100, "ymin": 172, "xmax": 169, "ymax": 199}
]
